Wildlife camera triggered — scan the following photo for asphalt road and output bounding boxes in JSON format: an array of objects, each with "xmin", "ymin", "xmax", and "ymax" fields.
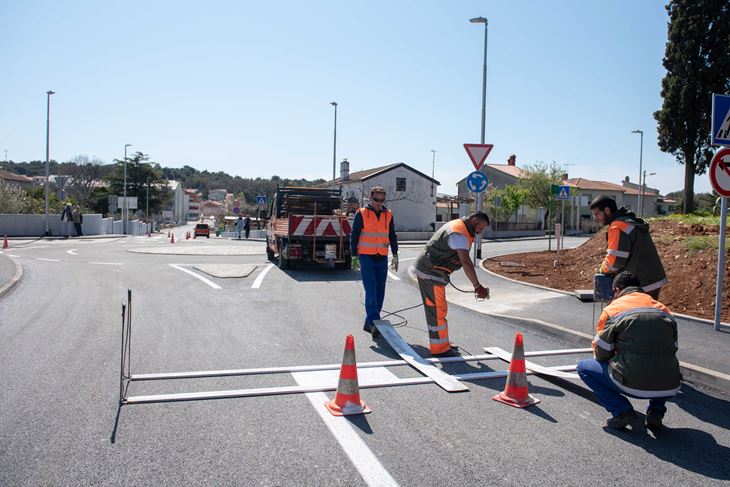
[{"xmin": 1, "ymin": 228, "xmax": 729, "ymax": 486}]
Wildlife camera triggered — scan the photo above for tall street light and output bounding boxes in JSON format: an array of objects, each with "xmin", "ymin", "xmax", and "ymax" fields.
[
  {"xmin": 123, "ymin": 143, "xmax": 132, "ymax": 234},
  {"xmin": 44, "ymin": 90, "xmax": 55, "ymax": 236},
  {"xmin": 430, "ymin": 149, "xmax": 437, "ymax": 198},
  {"xmin": 631, "ymin": 129, "xmax": 643, "ymax": 215},
  {"xmin": 641, "ymin": 170, "xmax": 656, "ymax": 218},
  {"xmin": 470, "ymin": 16, "xmax": 488, "ymax": 262},
  {"xmin": 330, "ymin": 102, "xmax": 337, "ymax": 191}
]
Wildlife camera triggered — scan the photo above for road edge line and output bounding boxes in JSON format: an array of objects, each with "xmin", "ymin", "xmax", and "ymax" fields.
[{"xmin": 0, "ymin": 254, "xmax": 23, "ymax": 299}]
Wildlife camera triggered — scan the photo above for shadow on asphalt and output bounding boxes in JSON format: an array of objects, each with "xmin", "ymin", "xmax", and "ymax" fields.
[
  {"xmin": 345, "ymin": 414, "xmax": 374, "ymax": 435},
  {"xmin": 278, "ymin": 264, "xmax": 361, "ymax": 282},
  {"xmin": 672, "ymin": 384, "xmax": 730, "ymax": 431},
  {"xmin": 605, "ymin": 424, "xmax": 730, "ymax": 480}
]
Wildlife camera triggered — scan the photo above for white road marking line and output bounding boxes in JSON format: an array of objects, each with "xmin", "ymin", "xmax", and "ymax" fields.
[
  {"xmin": 292, "ymin": 370, "xmax": 399, "ymax": 487},
  {"xmin": 387, "ymin": 271, "xmax": 400, "ymax": 281},
  {"xmin": 398, "ymin": 257, "xmax": 416, "ymax": 261},
  {"xmin": 36, "ymin": 258, "xmax": 60, "ymax": 262},
  {"xmin": 88, "ymin": 262, "xmax": 123, "ymax": 265},
  {"xmin": 67, "ymin": 249, "xmax": 78, "ymax": 255},
  {"xmin": 168, "ymin": 264, "xmax": 221, "ymax": 289},
  {"xmin": 251, "ymin": 263, "xmax": 274, "ymax": 289}
]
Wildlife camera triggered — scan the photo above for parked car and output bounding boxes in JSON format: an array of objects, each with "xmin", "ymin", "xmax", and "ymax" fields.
[{"xmin": 195, "ymin": 223, "xmax": 210, "ymax": 238}]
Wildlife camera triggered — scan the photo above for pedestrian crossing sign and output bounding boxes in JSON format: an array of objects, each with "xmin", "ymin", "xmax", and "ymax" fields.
[
  {"xmin": 256, "ymin": 195, "xmax": 267, "ymax": 206},
  {"xmin": 712, "ymin": 94, "xmax": 730, "ymax": 146},
  {"xmin": 556, "ymin": 185, "xmax": 570, "ymax": 200}
]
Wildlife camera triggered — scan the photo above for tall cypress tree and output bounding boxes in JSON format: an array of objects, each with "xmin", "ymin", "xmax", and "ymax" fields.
[{"xmin": 654, "ymin": 0, "xmax": 730, "ymax": 213}]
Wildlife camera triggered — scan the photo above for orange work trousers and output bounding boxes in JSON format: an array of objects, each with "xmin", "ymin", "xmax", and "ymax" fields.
[{"xmin": 417, "ymin": 277, "xmax": 450, "ymax": 355}]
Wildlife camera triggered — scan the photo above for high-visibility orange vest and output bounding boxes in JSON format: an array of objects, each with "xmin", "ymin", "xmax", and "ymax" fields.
[{"xmin": 357, "ymin": 207, "xmax": 392, "ymax": 256}]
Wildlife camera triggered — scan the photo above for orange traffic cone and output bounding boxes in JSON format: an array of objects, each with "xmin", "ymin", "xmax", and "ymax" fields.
[
  {"xmin": 170, "ymin": 233, "xmax": 175, "ymax": 244},
  {"xmin": 2, "ymin": 235, "xmax": 8, "ymax": 249},
  {"xmin": 325, "ymin": 335, "xmax": 371, "ymax": 416},
  {"xmin": 493, "ymin": 333, "xmax": 540, "ymax": 408}
]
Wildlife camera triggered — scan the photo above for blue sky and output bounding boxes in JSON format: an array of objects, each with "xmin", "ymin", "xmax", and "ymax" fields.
[{"xmin": 0, "ymin": 0, "xmax": 714, "ymax": 194}]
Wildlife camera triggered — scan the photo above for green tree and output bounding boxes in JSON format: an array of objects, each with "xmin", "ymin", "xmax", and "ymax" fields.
[
  {"xmin": 484, "ymin": 184, "xmax": 527, "ymax": 225},
  {"xmin": 517, "ymin": 161, "xmax": 565, "ymax": 227},
  {"xmin": 654, "ymin": 0, "xmax": 730, "ymax": 213},
  {"xmin": 107, "ymin": 152, "xmax": 170, "ymax": 216}
]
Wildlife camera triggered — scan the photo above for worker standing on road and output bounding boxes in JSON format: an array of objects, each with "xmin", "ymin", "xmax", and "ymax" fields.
[
  {"xmin": 413, "ymin": 212, "xmax": 490, "ymax": 357},
  {"xmin": 577, "ymin": 271, "xmax": 680, "ymax": 430},
  {"xmin": 590, "ymin": 195, "xmax": 667, "ymax": 299},
  {"xmin": 350, "ymin": 186, "xmax": 399, "ymax": 338}
]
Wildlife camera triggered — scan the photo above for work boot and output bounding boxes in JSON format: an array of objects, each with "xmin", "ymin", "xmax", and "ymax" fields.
[
  {"xmin": 645, "ymin": 409, "xmax": 664, "ymax": 430},
  {"xmin": 363, "ymin": 321, "xmax": 380, "ymax": 339},
  {"xmin": 606, "ymin": 409, "xmax": 639, "ymax": 430}
]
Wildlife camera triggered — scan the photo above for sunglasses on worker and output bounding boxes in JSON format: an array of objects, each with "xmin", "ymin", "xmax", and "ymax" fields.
[{"xmin": 371, "ymin": 196, "xmax": 385, "ymax": 203}]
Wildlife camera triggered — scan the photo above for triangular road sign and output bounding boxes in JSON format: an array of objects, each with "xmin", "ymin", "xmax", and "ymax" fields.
[{"xmin": 463, "ymin": 144, "xmax": 494, "ymax": 170}]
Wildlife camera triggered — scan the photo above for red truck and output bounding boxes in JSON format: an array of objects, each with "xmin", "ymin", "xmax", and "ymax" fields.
[{"xmin": 265, "ymin": 187, "xmax": 352, "ymax": 269}]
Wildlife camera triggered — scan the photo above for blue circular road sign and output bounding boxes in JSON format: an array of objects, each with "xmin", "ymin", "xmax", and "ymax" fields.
[{"xmin": 466, "ymin": 171, "xmax": 489, "ymax": 193}]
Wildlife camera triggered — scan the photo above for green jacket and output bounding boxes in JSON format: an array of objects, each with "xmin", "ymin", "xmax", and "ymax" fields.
[
  {"xmin": 594, "ymin": 287, "xmax": 681, "ymax": 397},
  {"xmin": 414, "ymin": 217, "xmax": 476, "ymax": 282},
  {"xmin": 599, "ymin": 208, "xmax": 667, "ymax": 293}
]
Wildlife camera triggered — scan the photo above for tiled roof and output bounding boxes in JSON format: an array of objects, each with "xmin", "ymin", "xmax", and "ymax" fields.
[
  {"xmin": 0, "ymin": 170, "xmax": 33, "ymax": 183},
  {"xmin": 485, "ymin": 164, "xmax": 526, "ymax": 178},
  {"xmin": 564, "ymin": 178, "xmax": 625, "ymax": 192},
  {"xmin": 333, "ymin": 162, "xmax": 440, "ymax": 185}
]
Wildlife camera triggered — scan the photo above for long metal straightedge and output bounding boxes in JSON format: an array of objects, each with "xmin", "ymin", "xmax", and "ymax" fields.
[
  {"xmin": 373, "ymin": 319, "xmax": 469, "ymax": 392},
  {"xmin": 485, "ymin": 346, "xmax": 590, "ymax": 379}
]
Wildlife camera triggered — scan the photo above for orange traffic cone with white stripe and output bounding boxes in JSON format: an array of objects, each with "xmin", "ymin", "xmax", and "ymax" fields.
[
  {"xmin": 325, "ymin": 335, "xmax": 371, "ymax": 416},
  {"xmin": 493, "ymin": 333, "xmax": 540, "ymax": 408},
  {"xmin": 2, "ymin": 235, "xmax": 8, "ymax": 249}
]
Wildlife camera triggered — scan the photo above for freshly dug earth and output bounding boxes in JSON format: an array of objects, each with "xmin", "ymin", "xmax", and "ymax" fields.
[{"xmin": 483, "ymin": 220, "xmax": 729, "ymax": 322}]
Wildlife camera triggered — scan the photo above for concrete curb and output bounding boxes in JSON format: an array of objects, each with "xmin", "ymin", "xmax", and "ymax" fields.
[
  {"xmin": 479, "ymin": 259, "xmax": 730, "ymax": 330},
  {"xmin": 0, "ymin": 255, "xmax": 23, "ymax": 299}
]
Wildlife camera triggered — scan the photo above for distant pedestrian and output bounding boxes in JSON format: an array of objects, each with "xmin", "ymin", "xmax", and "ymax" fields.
[
  {"xmin": 577, "ymin": 271, "xmax": 680, "ymax": 430},
  {"xmin": 72, "ymin": 206, "xmax": 84, "ymax": 236},
  {"xmin": 590, "ymin": 195, "xmax": 667, "ymax": 299},
  {"xmin": 60, "ymin": 203, "xmax": 73, "ymax": 237},
  {"xmin": 243, "ymin": 215, "xmax": 251, "ymax": 239},
  {"xmin": 235, "ymin": 215, "xmax": 244, "ymax": 239}
]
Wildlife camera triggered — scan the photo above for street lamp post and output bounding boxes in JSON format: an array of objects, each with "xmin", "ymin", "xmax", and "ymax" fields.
[
  {"xmin": 430, "ymin": 149, "xmax": 437, "ymax": 198},
  {"xmin": 330, "ymin": 102, "xmax": 337, "ymax": 191},
  {"xmin": 642, "ymin": 170, "xmax": 656, "ymax": 218},
  {"xmin": 470, "ymin": 16, "xmax": 488, "ymax": 263},
  {"xmin": 146, "ymin": 176, "xmax": 150, "ymax": 234},
  {"xmin": 44, "ymin": 90, "xmax": 55, "ymax": 236},
  {"xmin": 123, "ymin": 144, "xmax": 132, "ymax": 234},
  {"xmin": 631, "ymin": 130, "xmax": 643, "ymax": 215}
]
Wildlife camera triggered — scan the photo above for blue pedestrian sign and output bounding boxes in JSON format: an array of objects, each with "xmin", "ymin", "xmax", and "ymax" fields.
[
  {"xmin": 466, "ymin": 171, "xmax": 489, "ymax": 193},
  {"xmin": 556, "ymin": 185, "xmax": 570, "ymax": 200},
  {"xmin": 712, "ymin": 94, "xmax": 730, "ymax": 146},
  {"xmin": 256, "ymin": 195, "xmax": 267, "ymax": 206}
]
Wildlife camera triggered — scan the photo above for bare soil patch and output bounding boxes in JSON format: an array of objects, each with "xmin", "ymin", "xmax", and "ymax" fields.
[{"xmin": 483, "ymin": 220, "xmax": 729, "ymax": 322}]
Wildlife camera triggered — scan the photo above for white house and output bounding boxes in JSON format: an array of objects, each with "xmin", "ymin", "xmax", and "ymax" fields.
[{"xmin": 332, "ymin": 160, "xmax": 439, "ymax": 232}]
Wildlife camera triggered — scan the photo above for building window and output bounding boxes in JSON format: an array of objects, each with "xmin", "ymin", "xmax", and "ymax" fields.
[{"xmin": 396, "ymin": 177, "xmax": 406, "ymax": 191}]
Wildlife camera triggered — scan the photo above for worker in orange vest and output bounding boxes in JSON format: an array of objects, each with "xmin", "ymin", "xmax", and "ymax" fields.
[
  {"xmin": 413, "ymin": 212, "xmax": 490, "ymax": 356},
  {"xmin": 350, "ymin": 186, "xmax": 399, "ymax": 338}
]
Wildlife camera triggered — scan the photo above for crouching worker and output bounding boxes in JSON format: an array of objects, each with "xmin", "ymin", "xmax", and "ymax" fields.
[{"xmin": 577, "ymin": 271, "xmax": 681, "ymax": 430}]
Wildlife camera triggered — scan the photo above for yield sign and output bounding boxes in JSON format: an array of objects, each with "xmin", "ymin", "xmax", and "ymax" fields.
[{"xmin": 463, "ymin": 143, "xmax": 494, "ymax": 170}]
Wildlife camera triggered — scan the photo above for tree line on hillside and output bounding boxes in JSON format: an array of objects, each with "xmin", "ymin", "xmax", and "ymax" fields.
[{"xmin": 0, "ymin": 156, "xmax": 326, "ymax": 216}]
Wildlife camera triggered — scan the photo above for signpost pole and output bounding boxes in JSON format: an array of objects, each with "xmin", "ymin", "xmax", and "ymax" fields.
[
  {"xmin": 548, "ymin": 195, "xmax": 552, "ymax": 251},
  {"xmin": 561, "ymin": 199, "xmax": 565, "ymax": 248},
  {"xmin": 714, "ymin": 197, "xmax": 727, "ymax": 331}
]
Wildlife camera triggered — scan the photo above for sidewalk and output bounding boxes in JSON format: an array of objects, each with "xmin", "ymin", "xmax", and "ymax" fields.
[{"xmin": 413, "ymin": 259, "xmax": 730, "ymax": 393}]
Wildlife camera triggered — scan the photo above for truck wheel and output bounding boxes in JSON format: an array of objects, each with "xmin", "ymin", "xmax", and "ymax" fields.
[{"xmin": 278, "ymin": 239, "xmax": 289, "ymax": 269}]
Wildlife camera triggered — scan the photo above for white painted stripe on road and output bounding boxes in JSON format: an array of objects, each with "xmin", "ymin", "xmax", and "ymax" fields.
[
  {"xmin": 292, "ymin": 371, "xmax": 399, "ymax": 487},
  {"xmin": 398, "ymin": 257, "xmax": 416, "ymax": 262},
  {"xmin": 169, "ymin": 264, "xmax": 222, "ymax": 289},
  {"xmin": 387, "ymin": 271, "xmax": 400, "ymax": 281},
  {"xmin": 36, "ymin": 257, "xmax": 60, "ymax": 262},
  {"xmin": 88, "ymin": 261, "xmax": 124, "ymax": 265},
  {"xmin": 251, "ymin": 263, "xmax": 274, "ymax": 289},
  {"xmin": 67, "ymin": 249, "xmax": 78, "ymax": 255}
]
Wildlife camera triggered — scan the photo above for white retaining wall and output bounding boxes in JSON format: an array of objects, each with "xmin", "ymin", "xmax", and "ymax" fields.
[{"xmin": 0, "ymin": 214, "xmax": 149, "ymax": 237}]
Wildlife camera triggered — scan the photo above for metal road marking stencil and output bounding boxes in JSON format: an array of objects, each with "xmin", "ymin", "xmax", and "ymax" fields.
[
  {"xmin": 485, "ymin": 346, "xmax": 580, "ymax": 379},
  {"xmin": 373, "ymin": 319, "xmax": 469, "ymax": 392}
]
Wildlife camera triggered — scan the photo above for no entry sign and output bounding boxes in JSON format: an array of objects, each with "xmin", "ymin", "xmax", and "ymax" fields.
[{"xmin": 709, "ymin": 147, "xmax": 730, "ymax": 197}]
